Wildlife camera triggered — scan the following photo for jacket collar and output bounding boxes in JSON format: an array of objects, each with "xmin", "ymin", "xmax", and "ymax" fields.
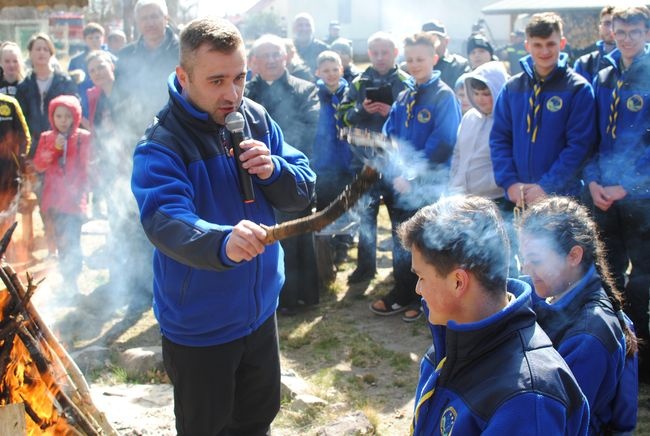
[{"xmin": 520, "ymin": 52, "xmax": 569, "ymax": 81}]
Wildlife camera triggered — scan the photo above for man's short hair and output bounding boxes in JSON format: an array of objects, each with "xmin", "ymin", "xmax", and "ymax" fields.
[
  {"xmin": 293, "ymin": 12, "xmax": 314, "ymax": 28},
  {"xmin": 250, "ymin": 34, "xmax": 287, "ymax": 56},
  {"xmin": 316, "ymin": 50, "xmax": 342, "ymax": 67},
  {"xmin": 467, "ymin": 77, "xmax": 489, "ymax": 91},
  {"xmin": 404, "ymin": 32, "xmax": 440, "ymax": 54},
  {"xmin": 180, "ymin": 18, "xmax": 243, "ymax": 74},
  {"xmin": 367, "ymin": 31, "xmax": 397, "ymax": 50},
  {"xmin": 612, "ymin": 5, "xmax": 650, "ymax": 29},
  {"xmin": 134, "ymin": 0, "xmax": 168, "ymax": 17},
  {"xmin": 330, "ymin": 38, "xmax": 353, "ymax": 57},
  {"xmin": 83, "ymin": 22, "xmax": 105, "ymax": 38},
  {"xmin": 398, "ymin": 196, "xmax": 509, "ymax": 293},
  {"xmin": 86, "ymin": 49, "xmax": 114, "ymax": 66},
  {"xmin": 525, "ymin": 12, "xmax": 564, "ymax": 39},
  {"xmin": 600, "ymin": 5, "xmax": 616, "ymax": 19}
]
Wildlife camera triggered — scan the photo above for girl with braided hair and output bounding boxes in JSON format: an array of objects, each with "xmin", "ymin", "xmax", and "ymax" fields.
[{"xmin": 518, "ymin": 196, "xmax": 638, "ymax": 435}]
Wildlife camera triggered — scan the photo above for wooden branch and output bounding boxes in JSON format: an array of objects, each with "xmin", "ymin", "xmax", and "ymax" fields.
[
  {"xmin": 261, "ymin": 165, "xmax": 379, "ymax": 244},
  {"xmin": 2, "ymin": 264, "xmax": 119, "ymax": 436}
]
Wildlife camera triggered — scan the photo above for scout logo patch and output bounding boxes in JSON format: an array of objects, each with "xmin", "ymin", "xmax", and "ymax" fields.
[
  {"xmin": 440, "ymin": 406, "xmax": 457, "ymax": 436},
  {"xmin": 626, "ymin": 95, "xmax": 643, "ymax": 112},
  {"xmin": 417, "ymin": 109, "xmax": 432, "ymax": 123},
  {"xmin": 546, "ymin": 96, "xmax": 563, "ymax": 112},
  {"xmin": 0, "ymin": 104, "xmax": 11, "ymax": 117}
]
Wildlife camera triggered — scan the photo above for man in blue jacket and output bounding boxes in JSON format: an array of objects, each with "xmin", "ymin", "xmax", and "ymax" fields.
[
  {"xmin": 399, "ymin": 195, "xmax": 589, "ymax": 435},
  {"xmin": 583, "ymin": 5, "xmax": 650, "ymax": 380},
  {"xmin": 490, "ymin": 12, "xmax": 596, "ymax": 207},
  {"xmin": 131, "ymin": 18, "xmax": 316, "ymax": 435}
]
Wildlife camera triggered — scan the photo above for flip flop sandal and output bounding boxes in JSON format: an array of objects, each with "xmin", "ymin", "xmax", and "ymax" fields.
[
  {"xmin": 369, "ymin": 298, "xmax": 407, "ymax": 316},
  {"xmin": 401, "ymin": 307, "xmax": 423, "ymax": 323}
]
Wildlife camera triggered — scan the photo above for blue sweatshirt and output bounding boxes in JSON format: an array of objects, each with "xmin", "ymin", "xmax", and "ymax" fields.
[
  {"xmin": 532, "ymin": 266, "xmax": 638, "ymax": 434},
  {"xmin": 412, "ymin": 279, "xmax": 589, "ymax": 435},
  {"xmin": 131, "ymin": 73, "xmax": 316, "ymax": 347},
  {"xmin": 582, "ymin": 46, "xmax": 650, "ymax": 199},
  {"xmin": 383, "ymin": 72, "xmax": 461, "ymax": 165},
  {"xmin": 490, "ymin": 53, "xmax": 596, "ymax": 197}
]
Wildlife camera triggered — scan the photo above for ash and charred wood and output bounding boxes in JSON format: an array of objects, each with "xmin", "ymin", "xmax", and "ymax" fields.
[
  {"xmin": 20, "ymin": 396, "xmax": 48, "ymax": 430},
  {"xmin": 54, "ymin": 389, "xmax": 103, "ymax": 436},
  {"xmin": 0, "ymin": 222, "xmax": 17, "ymax": 259},
  {"xmin": 0, "ymin": 332, "xmax": 16, "ymax": 384},
  {"xmin": 261, "ymin": 165, "xmax": 379, "ymax": 244},
  {"xmin": 0, "ymin": 316, "xmax": 22, "ymax": 342},
  {"xmin": 16, "ymin": 325, "xmax": 50, "ymax": 374},
  {"xmin": 0, "ymin": 266, "xmax": 30, "ymax": 323},
  {"xmin": 2, "ymin": 264, "xmax": 119, "ymax": 436}
]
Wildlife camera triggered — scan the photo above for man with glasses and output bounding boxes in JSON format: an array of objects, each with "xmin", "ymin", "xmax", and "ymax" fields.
[
  {"xmin": 574, "ymin": 5, "xmax": 617, "ymax": 84},
  {"xmin": 583, "ymin": 5, "xmax": 650, "ymax": 381}
]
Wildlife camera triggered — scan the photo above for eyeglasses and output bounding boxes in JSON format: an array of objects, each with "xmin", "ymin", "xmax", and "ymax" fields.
[
  {"xmin": 614, "ymin": 29, "xmax": 645, "ymax": 41},
  {"xmin": 255, "ymin": 52, "xmax": 283, "ymax": 61}
]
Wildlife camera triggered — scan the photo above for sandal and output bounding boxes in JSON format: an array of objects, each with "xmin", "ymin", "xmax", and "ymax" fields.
[
  {"xmin": 401, "ymin": 306, "xmax": 423, "ymax": 323},
  {"xmin": 369, "ymin": 298, "xmax": 407, "ymax": 316}
]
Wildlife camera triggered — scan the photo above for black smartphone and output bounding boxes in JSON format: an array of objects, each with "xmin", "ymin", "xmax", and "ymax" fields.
[{"xmin": 365, "ymin": 85, "xmax": 393, "ymax": 105}]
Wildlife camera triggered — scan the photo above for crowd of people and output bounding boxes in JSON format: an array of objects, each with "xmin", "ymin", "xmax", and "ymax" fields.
[{"xmin": 0, "ymin": 0, "xmax": 648, "ymax": 434}]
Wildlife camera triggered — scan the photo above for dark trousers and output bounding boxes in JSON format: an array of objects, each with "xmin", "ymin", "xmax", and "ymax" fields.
[
  {"xmin": 50, "ymin": 211, "xmax": 83, "ymax": 287},
  {"xmin": 162, "ymin": 315, "xmax": 281, "ymax": 436},
  {"xmin": 357, "ymin": 180, "xmax": 418, "ymax": 306},
  {"xmin": 592, "ymin": 198, "xmax": 650, "ymax": 347}
]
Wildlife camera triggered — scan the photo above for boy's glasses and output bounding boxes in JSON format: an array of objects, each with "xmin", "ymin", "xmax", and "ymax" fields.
[{"xmin": 613, "ymin": 29, "xmax": 645, "ymax": 41}]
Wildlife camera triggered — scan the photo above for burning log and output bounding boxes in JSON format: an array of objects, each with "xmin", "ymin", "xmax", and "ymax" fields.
[{"xmin": 0, "ymin": 225, "xmax": 119, "ymax": 435}]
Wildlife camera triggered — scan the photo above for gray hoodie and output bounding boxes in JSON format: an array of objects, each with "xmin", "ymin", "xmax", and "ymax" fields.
[{"xmin": 449, "ymin": 61, "xmax": 509, "ymax": 199}]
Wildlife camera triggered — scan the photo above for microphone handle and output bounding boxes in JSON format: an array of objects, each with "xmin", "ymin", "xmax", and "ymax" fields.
[{"xmin": 230, "ymin": 130, "xmax": 256, "ymax": 203}]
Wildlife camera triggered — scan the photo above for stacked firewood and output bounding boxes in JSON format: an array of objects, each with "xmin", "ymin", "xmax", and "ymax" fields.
[{"xmin": 0, "ymin": 222, "xmax": 118, "ymax": 435}]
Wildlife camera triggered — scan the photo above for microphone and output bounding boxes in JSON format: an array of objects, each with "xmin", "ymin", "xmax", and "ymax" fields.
[{"xmin": 225, "ymin": 112, "xmax": 255, "ymax": 203}]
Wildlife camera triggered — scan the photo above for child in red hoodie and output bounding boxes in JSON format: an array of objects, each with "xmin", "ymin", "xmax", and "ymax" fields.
[{"xmin": 33, "ymin": 95, "xmax": 90, "ymax": 292}]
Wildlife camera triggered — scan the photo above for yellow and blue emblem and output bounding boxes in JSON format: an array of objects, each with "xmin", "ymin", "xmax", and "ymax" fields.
[
  {"xmin": 417, "ymin": 108, "xmax": 432, "ymax": 124},
  {"xmin": 0, "ymin": 103, "xmax": 11, "ymax": 117},
  {"xmin": 546, "ymin": 96, "xmax": 563, "ymax": 112},
  {"xmin": 440, "ymin": 406, "xmax": 457, "ymax": 436},
  {"xmin": 626, "ymin": 95, "xmax": 643, "ymax": 112}
]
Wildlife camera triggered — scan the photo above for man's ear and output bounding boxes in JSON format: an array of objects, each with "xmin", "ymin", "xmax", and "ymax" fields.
[
  {"xmin": 452, "ymin": 268, "xmax": 470, "ymax": 297},
  {"xmin": 176, "ymin": 65, "xmax": 188, "ymax": 88},
  {"xmin": 559, "ymin": 36, "xmax": 567, "ymax": 50},
  {"xmin": 433, "ymin": 53, "xmax": 440, "ymax": 67}
]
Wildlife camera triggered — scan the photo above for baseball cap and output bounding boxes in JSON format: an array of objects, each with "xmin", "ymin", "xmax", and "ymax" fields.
[{"xmin": 421, "ymin": 19, "xmax": 447, "ymax": 37}]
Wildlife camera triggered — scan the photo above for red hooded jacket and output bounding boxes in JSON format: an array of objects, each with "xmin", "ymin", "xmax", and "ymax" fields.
[{"xmin": 32, "ymin": 95, "xmax": 91, "ymax": 215}]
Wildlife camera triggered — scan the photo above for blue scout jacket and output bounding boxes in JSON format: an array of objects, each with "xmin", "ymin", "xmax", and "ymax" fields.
[
  {"xmin": 312, "ymin": 78, "xmax": 354, "ymax": 175},
  {"xmin": 583, "ymin": 46, "xmax": 650, "ymax": 199},
  {"xmin": 131, "ymin": 73, "xmax": 316, "ymax": 347},
  {"xmin": 490, "ymin": 53, "xmax": 596, "ymax": 198},
  {"xmin": 383, "ymin": 72, "xmax": 461, "ymax": 165},
  {"xmin": 532, "ymin": 265, "xmax": 638, "ymax": 435},
  {"xmin": 412, "ymin": 279, "xmax": 589, "ymax": 435}
]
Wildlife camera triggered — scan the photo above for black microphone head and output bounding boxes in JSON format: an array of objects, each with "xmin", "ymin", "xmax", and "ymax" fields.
[{"xmin": 225, "ymin": 112, "xmax": 245, "ymax": 133}]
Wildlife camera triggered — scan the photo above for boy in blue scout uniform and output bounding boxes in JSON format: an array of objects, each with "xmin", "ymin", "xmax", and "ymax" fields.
[
  {"xmin": 490, "ymin": 12, "xmax": 596, "ymax": 207},
  {"xmin": 370, "ymin": 32, "xmax": 461, "ymax": 321},
  {"xmin": 399, "ymin": 196, "xmax": 589, "ymax": 435},
  {"xmin": 583, "ymin": 5, "xmax": 650, "ymax": 379}
]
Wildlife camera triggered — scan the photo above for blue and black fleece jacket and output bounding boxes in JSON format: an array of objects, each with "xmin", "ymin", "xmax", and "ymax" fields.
[
  {"xmin": 412, "ymin": 279, "xmax": 589, "ymax": 435},
  {"xmin": 131, "ymin": 73, "xmax": 316, "ymax": 347},
  {"xmin": 532, "ymin": 265, "xmax": 638, "ymax": 434},
  {"xmin": 490, "ymin": 53, "xmax": 596, "ymax": 198}
]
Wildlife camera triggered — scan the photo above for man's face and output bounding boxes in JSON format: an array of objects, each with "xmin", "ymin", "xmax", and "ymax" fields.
[
  {"xmin": 177, "ymin": 44, "xmax": 247, "ymax": 125},
  {"xmin": 613, "ymin": 19, "xmax": 649, "ymax": 61},
  {"xmin": 599, "ymin": 14, "xmax": 615, "ymax": 44},
  {"xmin": 85, "ymin": 32, "xmax": 104, "ymax": 51},
  {"xmin": 87, "ymin": 56, "xmax": 115, "ymax": 88},
  {"xmin": 293, "ymin": 17, "xmax": 313, "ymax": 45},
  {"xmin": 525, "ymin": 31, "xmax": 566, "ymax": 77},
  {"xmin": 404, "ymin": 44, "xmax": 437, "ymax": 84},
  {"xmin": 316, "ymin": 60, "xmax": 343, "ymax": 89},
  {"xmin": 411, "ymin": 246, "xmax": 461, "ymax": 325},
  {"xmin": 136, "ymin": 4, "xmax": 167, "ymax": 43},
  {"xmin": 469, "ymin": 47, "xmax": 492, "ymax": 69},
  {"xmin": 254, "ymin": 43, "xmax": 287, "ymax": 82},
  {"xmin": 471, "ymin": 87, "xmax": 493, "ymax": 115},
  {"xmin": 368, "ymin": 39, "xmax": 397, "ymax": 75}
]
